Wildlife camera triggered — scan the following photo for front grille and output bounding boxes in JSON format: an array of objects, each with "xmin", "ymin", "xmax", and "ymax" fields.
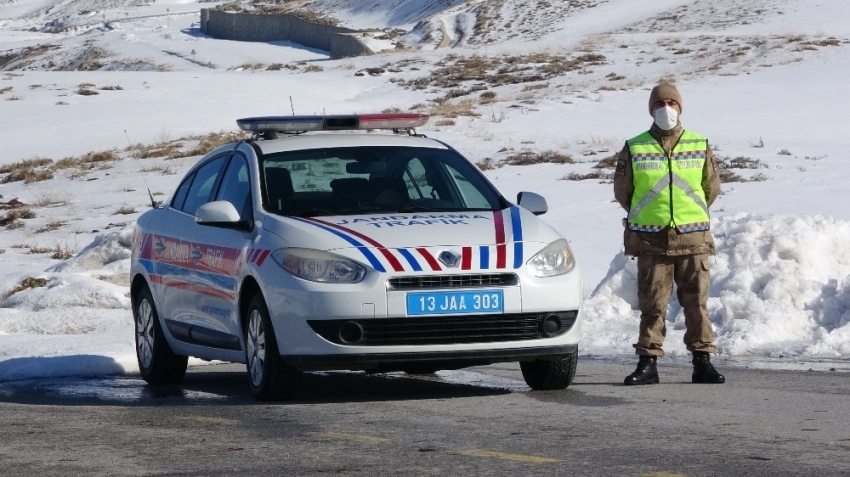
[
  {"xmin": 388, "ymin": 273, "xmax": 518, "ymax": 290},
  {"xmin": 308, "ymin": 311, "xmax": 577, "ymax": 346}
]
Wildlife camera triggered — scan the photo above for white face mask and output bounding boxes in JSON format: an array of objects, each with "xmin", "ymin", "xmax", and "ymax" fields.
[{"xmin": 653, "ymin": 105, "xmax": 679, "ymax": 130}]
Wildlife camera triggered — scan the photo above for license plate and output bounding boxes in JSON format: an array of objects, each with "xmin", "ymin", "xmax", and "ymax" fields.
[{"xmin": 406, "ymin": 290, "xmax": 504, "ymax": 316}]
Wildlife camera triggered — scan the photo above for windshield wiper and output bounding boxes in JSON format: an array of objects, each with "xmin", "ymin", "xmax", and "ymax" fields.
[
  {"xmin": 293, "ymin": 208, "xmax": 336, "ymax": 217},
  {"xmin": 397, "ymin": 205, "xmax": 459, "ymax": 213}
]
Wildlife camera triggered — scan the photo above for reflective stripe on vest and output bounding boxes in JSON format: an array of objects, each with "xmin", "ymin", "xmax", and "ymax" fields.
[{"xmin": 626, "ymin": 130, "xmax": 710, "ymax": 233}]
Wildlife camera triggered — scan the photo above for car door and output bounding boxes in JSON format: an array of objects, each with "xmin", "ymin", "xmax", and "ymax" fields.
[{"xmin": 156, "ymin": 154, "xmax": 253, "ymax": 353}]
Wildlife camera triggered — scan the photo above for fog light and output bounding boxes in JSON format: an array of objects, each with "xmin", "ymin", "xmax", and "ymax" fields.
[
  {"xmin": 339, "ymin": 321, "xmax": 364, "ymax": 344},
  {"xmin": 541, "ymin": 314, "xmax": 562, "ymax": 338}
]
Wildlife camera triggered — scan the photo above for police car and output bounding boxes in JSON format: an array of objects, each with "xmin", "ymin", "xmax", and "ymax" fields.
[{"xmin": 130, "ymin": 113, "xmax": 583, "ymax": 400}]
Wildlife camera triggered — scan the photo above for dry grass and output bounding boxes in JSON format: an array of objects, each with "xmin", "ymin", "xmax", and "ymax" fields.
[
  {"xmin": 76, "ymin": 87, "xmax": 99, "ymax": 96},
  {"xmin": 428, "ymin": 98, "xmax": 479, "ymax": 118},
  {"xmin": 717, "ymin": 167, "xmax": 745, "ymax": 183},
  {"xmin": 479, "ymin": 91, "xmax": 498, "ymax": 104},
  {"xmin": 17, "ymin": 243, "xmax": 75, "ymax": 259},
  {"xmin": 172, "ymin": 130, "xmax": 245, "ymax": 158},
  {"xmin": 0, "ymin": 157, "xmax": 55, "ymax": 184},
  {"xmin": 594, "ymin": 153, "xmax": 619, "ymax": 170},
  {"xmin": 0, "ymin": 44, "xmax": 60, "ymax": 70},
  {"xmin": 115, "ymin": 207, "xmax": 137, "ymax": 215},
  {"xmin": 561, "ymin": 171, "xmax": 613, "ymax": 182},
  {"xmin": 504, "ymin": 150, "xmax": 575, "ymax": 166},
  {"xmin": 126, "ymin": 140, "xmax": 183, "ymax": 159},
  {"xmin": 35, "ymin": 221, "xmax": 65, "ymax": 234},
  {"xmin": 1, "ymin": 207, "xmax": 36, "ymax": 227},
  {"xmin": 139, "ymin": 164, "xmax": 174, "ymax": 175},
  {"xmin": 0, "ymin": 158, "xmax": 53, "ymax": 175},
  {"xmin": 11, "ymin": 277, "xmax": 48, "ymax": 294},
  {"xmin": 717, "ymin": 155, "xmax": 768, "ymax": 170},
  {"xmin": 230, "ymin": 62, "xmax": 267, "ymax": 71},
  {"xmin": 53, "ymin": 149, "xmax": 119, "ymax": 179},
  {"xmin": 394, "ymin": 52, "xmax": 607, "ymax": 93},
  {"xmin": 55, "ymin": 150, "xmax": 118, "ymax": 169},
  {"xmin": 125, "ymin": 131, "xmax": 247, "ymax": 162},
  {"xmin": 476, "ymin": 157, "xmax": 496, "ymax": 171},
  {"xmin": 60, "ymin": 45, "xmax": 113, "ymax": 71}
]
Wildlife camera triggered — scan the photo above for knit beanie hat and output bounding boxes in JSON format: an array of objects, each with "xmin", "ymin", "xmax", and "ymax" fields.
[{"xmin": 648, "ymin": 82, "xmax": 683, "ymax": 115}]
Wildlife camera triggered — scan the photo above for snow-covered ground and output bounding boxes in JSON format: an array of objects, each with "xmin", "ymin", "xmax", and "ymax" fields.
[{"xmin": 1, "ymin": 0, "xmax": 850, "ymax": 382}]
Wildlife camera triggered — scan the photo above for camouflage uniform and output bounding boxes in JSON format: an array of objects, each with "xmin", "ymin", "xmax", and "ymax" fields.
[{"xmin": 614, "ymin": 122, "xmax": 721, "ymax": 357}]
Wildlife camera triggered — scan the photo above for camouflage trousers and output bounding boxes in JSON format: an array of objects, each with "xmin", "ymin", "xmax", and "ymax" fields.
[{"xmin": 634, "ymin": 254, "xmax": 716, "ymax": 357}]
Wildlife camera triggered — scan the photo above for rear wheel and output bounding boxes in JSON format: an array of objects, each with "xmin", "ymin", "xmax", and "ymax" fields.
[
  {"xmin": 520, "ymin": 350, "xmax": 578, "ymax": 390},
  {"xmin": 244, "ymin": 293, "xmax": 302, "ymax": 401},
  {"xmin": 134, "ymin": 285, "xmax": 188, "ymax": 384}
]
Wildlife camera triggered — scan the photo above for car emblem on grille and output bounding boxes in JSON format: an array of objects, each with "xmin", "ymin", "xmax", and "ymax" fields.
[{"xmin": 438, "ymin": 250, "xmax": 461, "ymax": 268}]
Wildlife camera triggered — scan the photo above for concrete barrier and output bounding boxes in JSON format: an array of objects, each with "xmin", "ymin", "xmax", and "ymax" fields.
[{"xmin": 200, "ymin": 9, "xmax": 374, "ymax": 59}]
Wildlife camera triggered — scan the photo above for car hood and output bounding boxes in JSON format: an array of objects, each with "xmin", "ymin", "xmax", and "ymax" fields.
[{"xmin": 262, "ymin": 207, "xmax": 563, "ymax": 273}]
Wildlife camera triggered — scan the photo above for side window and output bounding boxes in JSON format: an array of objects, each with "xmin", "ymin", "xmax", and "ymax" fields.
[
  {"xmin": 215, "ymin": 155, "xmax": 251, "ymax": 220},
  {"xmin": 181, "ymin": 155, "xmax": 227, "ymax": 215},
  {"xmin": 445, "ymin": 163, "xmax": 489, "ymax": 208},
  {"xmin": 171, "ymin": 173, "xmax": 193, "ymax": 210}
]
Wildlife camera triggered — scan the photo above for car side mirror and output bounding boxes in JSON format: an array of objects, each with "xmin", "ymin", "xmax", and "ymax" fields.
[
  {"xmin": 517, "ymin": 192, "xmax": 548, "ymax": 215},
  {"xmin": 196, "ymin": 200, "xmax": 252, "ymax": 231}
]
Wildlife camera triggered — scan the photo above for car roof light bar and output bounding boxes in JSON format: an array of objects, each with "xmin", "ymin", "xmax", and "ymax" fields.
[{"xmin": 237, "ymin": 113, "xmax": 429, "ymax": 134}]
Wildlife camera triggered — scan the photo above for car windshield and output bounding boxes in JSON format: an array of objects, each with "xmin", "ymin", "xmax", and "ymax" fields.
[{"xmin": 260, "ymin": 146, "xmax": 507, "ymax": 217}]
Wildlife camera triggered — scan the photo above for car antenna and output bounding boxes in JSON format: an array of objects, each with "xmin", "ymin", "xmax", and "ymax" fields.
[
  {"xmin": 125, "ymin": 129, "xmax": 159, "ymax": 208},
  {"xmin": 290, "ymin": 96, "xmax": 295, "ymax": 115}
]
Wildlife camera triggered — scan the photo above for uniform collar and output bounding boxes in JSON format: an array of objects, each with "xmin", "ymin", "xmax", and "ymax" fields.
[{"xmin": 650, "ymin": 122, "xmax": 683, "ymax": 138}]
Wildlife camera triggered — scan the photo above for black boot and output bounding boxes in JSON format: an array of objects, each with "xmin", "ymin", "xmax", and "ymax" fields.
[
  {"xmin": 624, "ymin": 355, "xmax": 659, "ymax": 385},
  {"xmin": 692, "ymin": 351, "xmax": 725, "ymax": 384}
]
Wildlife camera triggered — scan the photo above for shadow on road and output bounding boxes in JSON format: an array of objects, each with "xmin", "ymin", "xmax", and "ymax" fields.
[{"xmin": 0, "ymin": 367, "xmax": 511, "ymax": 407}]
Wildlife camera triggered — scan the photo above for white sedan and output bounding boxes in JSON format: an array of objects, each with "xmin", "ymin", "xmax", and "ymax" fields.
[{"xmin": 130, "ymin": 113, "xmax": 583, "ymax": 400}]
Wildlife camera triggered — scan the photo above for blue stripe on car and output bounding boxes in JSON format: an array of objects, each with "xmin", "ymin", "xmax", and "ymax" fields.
[
  {"xmin": 511, "ymin": 206, "xmax": 523, "ymax": 269},
  {"xmin": 289, "ymin": 217, "xmax": 386, "ymax": 272},
  {"xmin": 397, "ymin": 248, "xmax": 422, "ymax": 271}
]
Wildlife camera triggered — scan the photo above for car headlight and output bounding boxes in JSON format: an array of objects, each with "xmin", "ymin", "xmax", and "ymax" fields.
[
  {"xmin": 272, "ymin": 248, "xmax": 366, "ymax": 283},
  {"xmin": 527, "ymin": 238, "xmax": 576, "ymax": 277}
]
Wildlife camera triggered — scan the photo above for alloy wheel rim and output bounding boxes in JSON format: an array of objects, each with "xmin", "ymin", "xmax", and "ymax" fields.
[
  {"xmin": 136, "ymin": 299, "xmax": 154, "ymax": 369},
  {"xmin": 247, "ymin": 310, "xmax": 266, "ymax": 387}
]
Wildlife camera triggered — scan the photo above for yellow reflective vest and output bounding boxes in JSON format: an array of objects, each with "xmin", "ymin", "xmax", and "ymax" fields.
[{"xmin": 626, "ymin": 130, "xmax": 710, "ymax": 233}]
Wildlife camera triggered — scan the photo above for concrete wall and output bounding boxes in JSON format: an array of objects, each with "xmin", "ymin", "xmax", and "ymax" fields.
[
  {"xmin": 330, "ymin": 33, "xmax": 375, "ymax": 59},
  {"xmin": 200, "ymin": 9, "xmax": 373, "ymax": 59}
]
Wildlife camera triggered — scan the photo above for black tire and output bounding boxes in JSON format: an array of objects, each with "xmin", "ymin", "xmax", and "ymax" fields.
[
  {"xmin": 133, "ymin": 285, "xmax": 188, "ymax": 385},
  {"xmin": 244, "ymin": 293, "xmax": 302, "ymax": 401},
  {"xmin": 520, "ymin": 350, "xmax": 578, "ymax": 390}
]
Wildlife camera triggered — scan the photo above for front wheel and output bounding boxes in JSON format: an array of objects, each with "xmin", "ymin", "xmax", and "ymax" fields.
[
  {"xmin": 244, "ymin": 293, "xmax": 302, "ymax": 401},
  {"xmin": 134, "ymin": 284, "xmax": 188, "ymax": 385},
  {"xmin": 520, "ymin": 351, "xmax": 578, "ymax": 390}
]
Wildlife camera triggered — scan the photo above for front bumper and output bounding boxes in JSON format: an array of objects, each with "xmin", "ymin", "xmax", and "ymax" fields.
[{"xmin": 283, "ymin": 344, "xmax": 579, "ymax": 372}]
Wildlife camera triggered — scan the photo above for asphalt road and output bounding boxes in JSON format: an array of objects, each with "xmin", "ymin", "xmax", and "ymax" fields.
[{"xmin": 0, "ymin": 359, "xmax": 848, "ymax": 476}]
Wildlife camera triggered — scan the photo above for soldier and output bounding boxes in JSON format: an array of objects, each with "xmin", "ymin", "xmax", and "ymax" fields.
[{"xmin": 614, "ymin": 81, "xmax": 725, "ymax": 385}]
